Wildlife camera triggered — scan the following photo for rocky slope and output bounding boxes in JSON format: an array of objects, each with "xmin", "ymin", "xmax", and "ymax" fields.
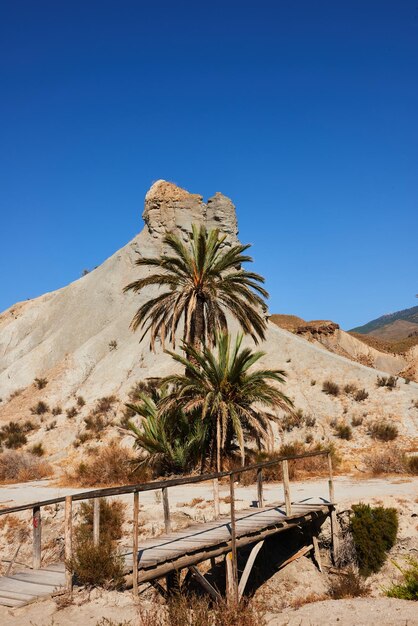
[{"xmin": 0, "ymin": 181, "xmax": 417, "ymax": 465}]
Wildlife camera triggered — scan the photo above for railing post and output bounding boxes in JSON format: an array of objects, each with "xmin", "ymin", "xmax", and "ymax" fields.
[
  {"xmin": 32, "ymin": 506, "xmax": 41, "ymax": 569},
  {"xmin": 282, "ymin": 460, "xmax": 291, "ymax": 516},
  {"xmin": 257, "ymin": 468, "xmax": 263, "ymax": 508},
  {"xmin": 64, "ymin": 496, "xmax": 73, "ymax": 593},
  {"xmin": 229, "ymin": 473, "xmax": 238, "ymax": 603},
  {"xmin": 327, "ymin": 452, "xmax": 339, "ymax": 564},
  {"xmin": 132, "ymin": 491, "xmax": 139, "ymax": 598},
  {"xmin": 93, "ymin": 498, "xmax": 100, "ymax": 546},
  {"xmin": 213, "ymin": 478, "xmax": 220, "ymax": 519},
  {"xmin": 162, "ymin": 487, "xmax": 171, "ymax": 533}
]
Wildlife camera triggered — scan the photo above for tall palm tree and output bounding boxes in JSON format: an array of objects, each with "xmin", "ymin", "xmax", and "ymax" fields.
[
  {"xmin": 124, "ymin": 224, "xmax": 268, "ymax": 350},
  {"xmin": 160, "ymin": 333, "xmax": 294, "ymax": 471}
]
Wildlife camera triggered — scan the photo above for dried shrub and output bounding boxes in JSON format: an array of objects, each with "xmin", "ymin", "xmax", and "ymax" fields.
[
  {"xmin": 281, "ymin": 409, "xmax": 305, "ymax": 432},
  {"xmin": 70, "ymin": 538, "xmax": 124, "ymax": 589},
  {"xmin": 108, "ymin": 340, "xmax": 118, "ymax": 351},
  {"xmin": 66, "ymin": 406, "xmax": 78, "ymax": 418},
  {"xmin": 46, "ymin": 420, "xmax": 57, "ymax": 431},
  {"xmin": 334, "ymin": 423, "xmax": 352, "ymax": 440},
  {"xmin": 377, "ymin": 375, "xmax": 398, "ymax": 389},
  {"xmin": 84, "ymin": 414, "xmax": 107, "ymax": 433},
  {"xmin": 370, "ymin": 421, "xmax": 398, "ymax": 441},
  {"xmin": 407, "ymin": 455, "xmax": 418, "ymax": 475},
  {"xmin": 310, "ymin": 379, "xmax": 316, "ymax": 386},
  {"xmin": 77, "ymin": 396, "xmax": 86, "ymax": 407},
  {"xmin": 93, "ymin": 396, "xmax": 117, "ymax": 414},
  {"xmin": 34, "ymin": 377, "xmax": 48, "ymax": 390},
  {"xmin": 0, "ymin": 450, "xmax": 52, "ymax": 482},
  {"xmin": 64, "ymin": 441, "xmax": 147, "ymax": 487},
  {"xmin": 328, "ymin": 567, "xmax": 370, "ymax": 599},
  {"xmin": 29, "ymin": 443, "xmax": 45, "ymax": 457},
  {"xmin": 354, "ymin": 389, "xmax": 368, "ymax": 402},
  {"xmin": 364, "ymin": 447, "xmax": 407, "ymax": 475},
  {"xmin": 9, "ymin": 388, "xmax": 24, "ymax": 400},
  {"xmin": 351, "ymin": 416, "xmax": 363, "ymax": 427},
  {"xmin": 73, "ymin": 432, "xmax": 93, "ymax": 447},
  {"xmin": 350, "ymin": 504, "xmax": 398, "ymax": 576},
  {"xmin": 0, "ymin": 422, "xmax": 27, "ymax": 449},
  {"xmin": 344, "ymin": 383, "xmax": 357, "ymax": 395},
  {"xmin": 151, "ymin": 595, "xmax": 267, "ymax": 626},
  {"xmin": 30, "ymin": 400, "xmax": 49, "ymax": 415},
  {"xmin": 322, "ymin": 380, "xmax": 340, "ymax": 396},
  {"xmin": 52, "ymin": 405, "xmax": 62, "ymax": 416}
]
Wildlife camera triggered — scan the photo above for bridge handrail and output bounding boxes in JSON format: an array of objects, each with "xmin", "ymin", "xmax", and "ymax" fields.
[{"xmin": 0, "ymin": 449, "xmax": 330, "ymax": 516}]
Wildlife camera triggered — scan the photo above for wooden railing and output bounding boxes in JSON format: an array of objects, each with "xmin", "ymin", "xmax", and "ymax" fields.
[{"xmin": 0, "ymin": 450, "xmax": 335, "ymax": 599}]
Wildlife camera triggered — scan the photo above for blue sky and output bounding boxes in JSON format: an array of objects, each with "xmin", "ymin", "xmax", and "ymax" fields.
[{"xmin": 1, "ymin": 1, "xmax": 417, "ymax": 329}]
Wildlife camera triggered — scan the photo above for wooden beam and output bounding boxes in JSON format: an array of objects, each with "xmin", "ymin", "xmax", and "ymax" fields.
[
  {"xmin": 93, "ymin": 498, "xmax": 100, "ymax": 547},
  {"xmin": 225, "ymin": 552, "xmax": 234, "ymax": 602},
  {"xmin": 312, "ymin": 535, "xmax": 322, "ymax": 572},
  {"xmin": 277, "ymin": 544, "xmax": 313, "ymax": 571},
  {"xmin": 257, "ymin": 468, "xmax": 263, "ymax": 508},
  {"xmin": 132, "ymin": 491, "xmax": 139, "ymax": 598},
  {"xmin": 213, "ymin": 478, "xmax": 220, "ymax": 519},
  {"xmin": 32, "ymin": 506, "xmax": 41, "ymax": 570},
  {"xmin": 189, "ymin": 565, "xmax": 221, "ymax": 601},
  {"xmin": 162, "ymin": 487, "xmax": 171, "ymax": 534},
  {"xmin": 282, "ymin": 460, "xmax": 291, "ymax": 516},
  {"xmin": 238, "ymin": 540, "xmax": 264, "ymax": 600},
  {"xmin": 64, "ymin": 496, "xmax": 73, "ymax": 593}
]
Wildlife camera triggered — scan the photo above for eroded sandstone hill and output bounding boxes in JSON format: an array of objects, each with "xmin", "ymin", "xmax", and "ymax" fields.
[{"xmin": 0, "ymin": 181, "xmax": 417, "ymax": 462}]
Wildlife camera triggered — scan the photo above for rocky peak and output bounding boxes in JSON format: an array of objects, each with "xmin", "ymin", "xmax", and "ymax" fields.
[{"xmin": 142, "ymin": 180, "xmax": 238, "ymax": 244}]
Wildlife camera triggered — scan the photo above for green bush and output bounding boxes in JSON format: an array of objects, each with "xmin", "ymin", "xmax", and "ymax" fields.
[
  {"xmin": 386, "ymin": 557, "xmax": 418, "ymax": 600},
  {"xmin": 350, "ymin": 504, "xmax": 398, "ymax": 577}
]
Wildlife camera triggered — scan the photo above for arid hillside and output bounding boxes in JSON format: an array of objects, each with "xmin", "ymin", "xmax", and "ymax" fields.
[{"xmin": 0, "ymin": 181, "xmax": 417, "ymax": 470}]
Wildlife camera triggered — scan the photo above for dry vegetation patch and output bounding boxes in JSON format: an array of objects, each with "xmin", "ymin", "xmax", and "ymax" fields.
[{"xmin": 0, "ymin": 450, "xmax": 52, "ymax": 482}]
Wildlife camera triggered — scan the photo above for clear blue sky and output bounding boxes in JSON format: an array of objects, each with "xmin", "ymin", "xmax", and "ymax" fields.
[{"xmin": 1, "ymin": 1, "xmax": 417, "ymax": 330}]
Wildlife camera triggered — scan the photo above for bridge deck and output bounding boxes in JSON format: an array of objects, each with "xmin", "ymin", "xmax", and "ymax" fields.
[{"xmin": 0, "ymin": 501, "xmax": 331, "ymax": 607}]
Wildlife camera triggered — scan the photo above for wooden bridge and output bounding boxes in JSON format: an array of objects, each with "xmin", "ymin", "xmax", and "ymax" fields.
[{"xmin": 0, "ymin": 450, "xmax": 338, "ymax": 608}]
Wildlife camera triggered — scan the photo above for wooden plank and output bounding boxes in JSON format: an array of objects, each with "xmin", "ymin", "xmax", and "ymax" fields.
[
  {"xmin": 32, "ymin": 506, "xmax": 41, "ymax": 570},
  {"xmin": 189, "ymin": 565, "xmax": 221, "ymax": 600},
  {"xmin": 65, "ymin": 495, "xmax": 72, "ymax": 593},
  {"xmin": 312, "ymin": 535, "xmax": 322, "ymax": 572},
  {"xmin": 0, "ymin": 578, "xmax": 62, "ymax": 596},
  {"xmin": 0, "ymin": 596, "xmax": 24, "ymax": 607},
  {"xmin": 0, "ymin": 589, "xmax": 37, "ymax": 601},
  {"xmin": 238, "ymin": 540, "xmax": 264, "ymax": 600},
  {"xmin": 229, "ymin": 474, "xmax": 238, "ymax": 603}
]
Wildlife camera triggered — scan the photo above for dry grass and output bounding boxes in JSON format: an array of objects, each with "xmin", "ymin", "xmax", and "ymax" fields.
[
  {"xmin": 364, "ymin": 447, "xmax": 407, "ymax": 475},
  {"xmin": 370, "ymin": 421, "xmax": 398, "ymax": 441},
  {"xmin": 62, "ymin": 440, "xmax": 149, "ymax": 487},
  {"xmin": 328, "ymin": 567, "xmax": 370, "ymax": 599},
  {"xmin": 322, "ymin": 380, "xmax": 340, "ymax": 396},
  {"xmin": 0, "ymin": 450, "xmax": 52, "ymax": 483}
]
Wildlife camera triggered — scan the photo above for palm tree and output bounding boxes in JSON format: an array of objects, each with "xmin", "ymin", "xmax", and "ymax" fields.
[
  {"xmin": 160, "ymin": 333, "xmax": 293, "ymax": 472},
  {"xmin": 124, "ymin": 389, "xmax": 208, "ymax": 475},
  {"xmin": 124, "ymin": 224, "xmax": 268, "ymax": 350}
]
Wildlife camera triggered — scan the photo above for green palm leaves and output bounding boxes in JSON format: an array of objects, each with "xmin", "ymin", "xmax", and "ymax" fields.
[
  {"xmin": 124, "ymin": 224, "xmax": 268, "ymax": 349},
  {"xmin": 161, "ymin": 333, "xmax": 293, "ymax": 471}
]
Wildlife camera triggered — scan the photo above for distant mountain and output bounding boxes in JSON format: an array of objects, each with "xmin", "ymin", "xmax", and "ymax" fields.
[{"xmin": 350, "ymin": 305, "xmax": 418, "ymax": 340}]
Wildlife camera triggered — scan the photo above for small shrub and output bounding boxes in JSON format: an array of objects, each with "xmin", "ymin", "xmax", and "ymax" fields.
[
  {"xmin": 0, "ymin": 450, "xmax": 52, "ymax": 482},
  {"xmin": 386, "ymin": 557, "xmax": 418, "ymax": 600},
  {"xmin": 322, "ymin": 380, "xmax": 340, "ymax": 396},
  {"xmin": 66, "ymin": 407, "xmax": 78, "ymax": 419},
  {"xmin": 34, "ymin": 377, "xmax": 48, "ymax": 390},
  {"xmin": 351, "ymin": 416, "xmax": 363, "ymax": 427},
  {"xmin": 30, "ymin": 400, "xmax": 49, "ymax": 415},
  {"xmin": 370, "ymin": 421, "xmax": 398, "ymax": 441},
  {"xmin": 108, "ymin": 340, "xmax": 118, "ymax": 351},
  {"xmin": 305, "ymin": 433, "xmax": 313, "ymax": 443},
  {"xmin": 29, "ymin": 443, "xmax": 45, "ymax": 457},
  {"xmin": 305, "ymin": 415, "xmax": 316, "ymax": 427},
  {"xmin": 70, "ymin": 537, "xmax": 124, "ymax": 589},
  {"xmin": 73, "ymin": 432, "xmax": 93, "ymax": 447},
  {"xmin": 407, "ymin": 456, "xmax": 418, "ymax": 475},
  {"xmin": 377, "ymin": 375, "xmax": 398, "ymax": 389},
  {"xmin": 404, "ymin": 378, "xmax": 411, "ymax": 385},
  {"xmin": 335, "ymin": 423, "xmax": 352, "ymax": 440},
  {"xmin": 9, "ymin": 388, "xmax": 24, "ymax": 400},
  {"xmin": 0, "ymin": 422, "xmax": 27, "ymax": 449},
  {"xmin": 45, "ymin": 420, "xmax": 57, "ymax": 431},
  {"xmin": 310, "ymin": 379, "xmax": 316, "ymax": 386},
  {"xmin": 22, "ymin": 420, "xmax": 36, "ymax": 432},
  {"xmin": 282, "ymin": 409, "xmax": 305, "ymax": 432},
  {"xmin": 354, "ymin": 389, "xmax": 369, "ymax": 402},
  {"xmin": 350, "ymin": 504, "xmax": 398, "ymax": 576},
  {"xmin": 93, "ymin": 396, "xmax": 117, "ymax": 414},
  {"xmin": 84, "ymin": 414, "xmax": 107, "ymax": 433},
  {"xmin": 364, "ymin": 447, "xmax": 407, "ymax": 475},
  {"xmin": 344, "ymin": 383, "xmax": 357, "ymax": 395},
  {"xmin": 77, "ymin": 396, "xmax": 86, "ymax": 407},
  {"xmin": 328, "ymin": 567, "xmax": 370, "ymax": 599},
  {"xmin": 52, "ymin": 406, "xmax": 62, "ymax": 416}
]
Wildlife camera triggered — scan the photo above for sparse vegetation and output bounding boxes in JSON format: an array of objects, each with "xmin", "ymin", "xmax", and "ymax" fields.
[
  {"xmin": 354, "ymin": 388, "xmax": 368, "ymax": 402},
  {"xmin": 370, "ymin": 421, "xmax": 398, "ymax": 441},
  {"xmin": 30, "ymin": 400, "xmax": 49, "ymax": 415},
  {"xmin": 0, "ymin": 450, "xmax": 52, "ymax": 482},
  {"xmin": 108, "ymin": 339, "xmax": 118, "ymax": 351},
  {"xmin": 334, "ymin": 423, "xmax": 352, "ymax": 440},
  {"xmin": 52, "ymin": 405, "xmax": 62, "ymax": 415},
  {"xmin": 77, "ymin": 395, "xmax": 86, "ymax": 407},
  {"xmin": 407, "ymin": 455, "xmax": 418, "ymax": 475},
  {"xmin": 328, "ymin": 567, "xmax": 370, "ymax": 599},
  {"xmin": 351, "ymin": 415, "xmax": 363, "ymax": 427},
  {"xmin": 377, "ymin": 375, "xmax": 398, "ymax": 389},
  {"xmin": 322, "ymin": 380, "xmax": 340, "ymax": 396},
  {"xmin": 386, "ymin": 557, "xmax": 418, "ymax": 600},
  {"xmin": 45, "ymin": 420, "xmax": 57, "ymax": 431},
  {"xmin": 350, "ymin": 504, "xmax": 398, "ymax": 576},
  {"xmin": 9, "ymin": 388, "xmax": 24, "ymax": 400},
  {"xmin": 0, "ymin": 422, "xmax": 27, "ymax": 449},
  {"xmin": 344, "ymin": 383, "xmax": 357, "ymax": 395},
  {"xmin": 29, "ymin": 443, "xmax": 45, "ymax": 457},
  {"xmin": 66, "ymin": 406, "xmax": 78, "ymax": 418},
  {"xmin": 93, "ymin": 396, "xmax": 117, "ymax": 414},
  {"xmin": 310, "ymin": 379, "xmax": 316, "ymax": 386},
  {"xmin": 34, "ymin": 377, "xmax": 48, "ymax": 390},
  {"xmin": 364, "ymin": 447, "xmax": 407, "ymax": 475}
]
